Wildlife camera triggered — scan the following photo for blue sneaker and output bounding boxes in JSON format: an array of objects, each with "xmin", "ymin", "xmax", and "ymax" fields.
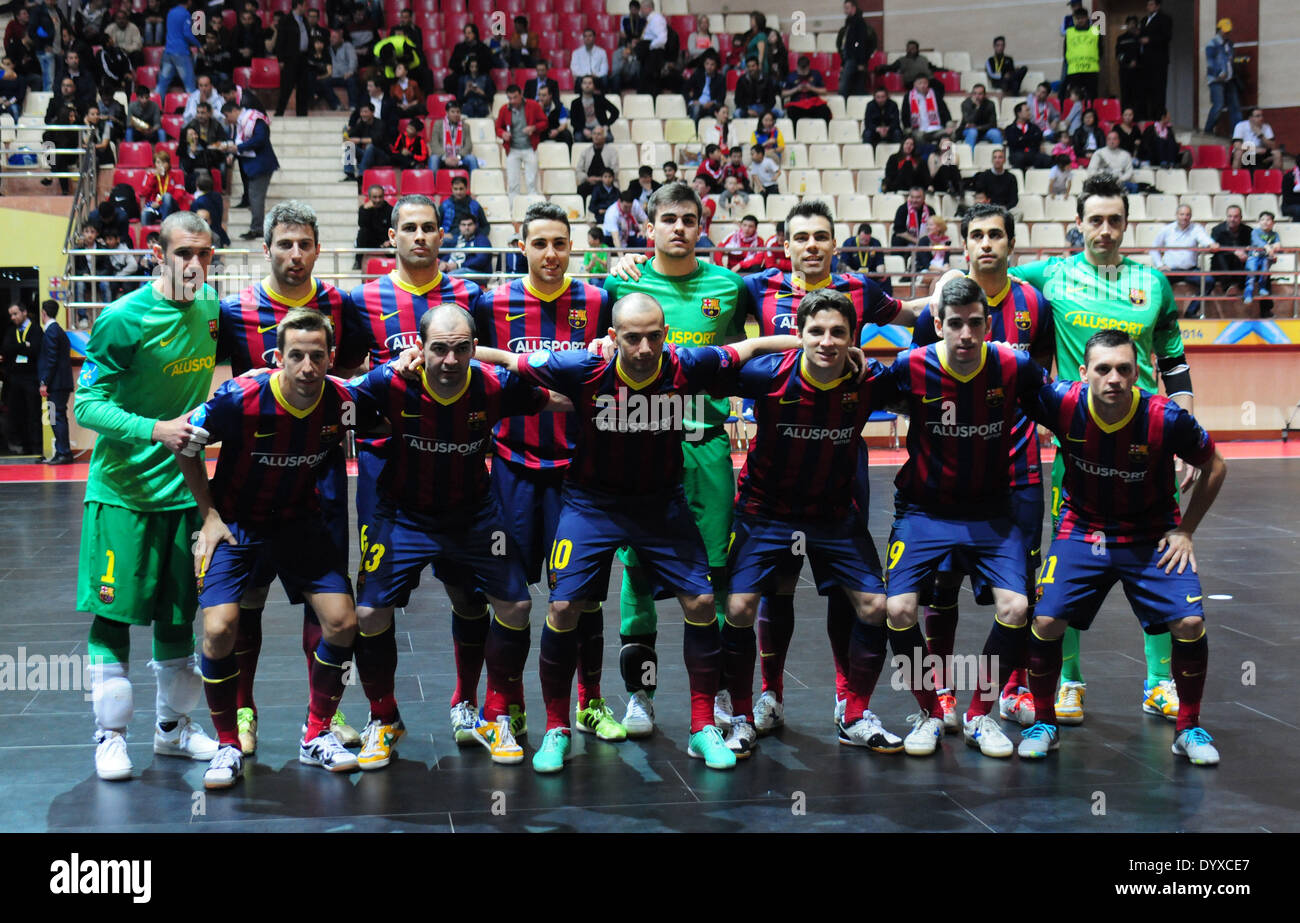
[
  {"xmin": 1018, "ymin": 721, "xmax": 1060, "ymax": 759},
  {"xmin": 531, "ymin": 728, "xmax": 572, "ymax": 774}
]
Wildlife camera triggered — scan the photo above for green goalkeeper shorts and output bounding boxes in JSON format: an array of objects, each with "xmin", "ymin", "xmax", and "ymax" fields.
[{"xmin": 77, "ymin": 501, "xmax": 201, "ymax": 626}]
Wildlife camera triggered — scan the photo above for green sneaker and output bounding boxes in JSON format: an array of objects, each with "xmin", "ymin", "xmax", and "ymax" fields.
[
  {"xmin": 331, "ymin": 709, "xmax": 361, "ymax": 747},
  {"xmin": 236, "ymin": 707, "xmax": 257, "ymax": 756},
  {"xmin": 575, "ymin": 697, "xmax": 627, "ymax": 741},
  {"xmin": 687, "ymin": 725, "xmax": 737, "ymax": 770},
  {"xmin": 531, "ymin": 728, "xmax": 572, "ymax": 774},
  {"xmin": 505, "ymin": 704, "xmax": 527, "ymax": 738}
]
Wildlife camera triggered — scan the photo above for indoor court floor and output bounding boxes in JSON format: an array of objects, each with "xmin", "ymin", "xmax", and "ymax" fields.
[{"xmin": 1, "ymin": 448, "xmax": 1297, "ymax": 834}]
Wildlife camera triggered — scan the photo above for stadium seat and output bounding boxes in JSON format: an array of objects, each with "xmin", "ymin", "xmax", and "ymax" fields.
[
  {"xmin": 160, "ymin": 115, "xmax": 184, "ymax": 140},
  {"xmin": 764, "ymin": 195, "xmax": 798, "ymax": 220},
  {"xmin": 117, "ymin": 142, "xmax": 154, "ymax": 168},
  {"xmin": 1126, "ymin": 196, "xmax": 1147, "ymax": 222},
  {"xmin": 788, "ymin": 33, "xmax": 815, "ymax": 54},
  {"xmin": 1245, "ymin": 194, "xmax": 1279, "ymax": 221},
  {"xmin": 1024, "ymin": 170, "xmax": 1051, "ymax": 196},
  {"xmin": 478, "ymin": 194, "xmax": 512, "ymax": 222},
  {"xmin": 654, "ymin": 96, "xmax": 687, "ymax": 120},
  {"xmin": 1193, "ymin": 145, "xmax": 1229, "ymax": 170},
  {"xmin": 934, "ymin": 70, "xmax": 961, "ymax": 94},
  {"xmin": 631, "ymin": 120, "xmax": 664, "ymax": 143},
  {"xmin": 1179, "ymin": 194, "xmax": 1213, "ymax": 221},
  {"xmin": 142, "ymin": 46, "xmax": 163, "ymax": 68},
  {"xmin": 1043, "ymin": 197, "xmax": 1076, "ymax": 221},
  {"xmin": 250, "ymin": 58, "xmax": 281, "ymax": 91},
  {"xmin": 664, "ymin": 119, "xmax": 696, "ymax": 144},
  {"xmin": 835, "ymin": 194, "xmax": 872, "ymax": 222},
  {"xmin": 1155, "ymin": 169, "xmax": 1188, "ymax": 194},
  {"xmin": 112, "ymin": 167, "xmax": 147, "ymax": 198},
  {"xmin": 1188, "ymin": 169, "xmax": 1221, "ymax": 194},
  {"xmin": 808, "ymin": 144, "xmax": 841, "ymax": 169},
  {"xmin": 366, "ymin": 257, "xmax": 397, "ymax": 276},
  {"xmin": 542, "ymin": 170, "xmax": 576, "ymax": 194},
  {"xmin": 363, "ymin": 168, "xmax": 399, "ymax": 199},
  {"xmin": 1134, "ymin": 223, "xmax": 1162, "ymax": 247},
  {"xmin": 828, "ymin": 119, "xmax": 859, "ymax": 144},
  {"xmin": 233, "ymin": 67, "xmax": 252, "ymax": 89},
  {"xmin": 536, "ymin": 142, "xmax": 570, "ymax": 169},
  {"xmin": 880, "ymin": 72, "xmax": 903, "ymax": 93},
  {"xmin": 622, "ymin": 95, "xmax": 655, "ymax": 120},
  {"xmin": 156, "ymin": 140, "xmax": 179, "ymax": 161},
  {"xmin": 434, "ymin": 170, "xmax": 471, "ymax": 195},
  {"xmin": 844, "ymin": 95, "xmax": 870, "ymax": 121},
  {"xmin": 855, "ymin": 169, "xmax": 884, "ymax": 194},
  {"xmin": 134, "ymin": 66, "xmax": 158, "ymax": 89},
  {"xmin": 163, "ymin": 92, "xmax": 188, "ymax": 115},
  {"xmin": 820, "ymin": 170, "xmax": 854, "ymax": 194},
  {"xmin": 553, "ymin": 68, "xmax": 574, "ymax": 92},
  {"xmin": 1091, "ymin": 98, "xmax": 1121, "ymax": 124},
  {"xmin": 840, "ymin": 144, "xmax": 874, "ymax": 170},
  {"xmin": 133, "ymin": 223, "xmax": 161, "ymax": 249},
  {"xmin": 400, "ymin": 169, "xmax": 436, "ymax": 195},
  {"xmin": 1212, "ymin": 194, "xmax": 1245, "ymax": 219},
  {"xmin": 872, "ymin": 193, "xmax": 903, "ymax": 221},
  {"xmin": 1029, "ymin": 223, "xmax": 1065, "ymax": 249},
  {"xmin": 511, "ymin": 194, "xmax": 547, "ymax": 221},
  {"xmin": 795, "ymin": 120, "xmax": 828, "ymax": 144},
  {"xmin": 1252, "ymin": 169, "xmax": 1283, "ymax": 194},
  {"xmin": 1017, "ymin": 195, "xmax": 1044, "ymax": 221},
  {"xmin": 1144, "ymin": 194, "xmax": 1178, "ymax": 222},
  {"xmin": 942, "ymin": 51, "xmax": 971, "ymax": 73}
]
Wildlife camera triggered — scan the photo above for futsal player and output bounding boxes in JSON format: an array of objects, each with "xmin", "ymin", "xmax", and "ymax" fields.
[
  {"xmin": 346, "ymin": 304, "xmax": 563, "ymax": 768},
  {"xmin": 216, "ymin": 201, "xmax": 369, "ymax": 755},
  {"xmin": 476, "ymin": 293, "xmax": 800, "ymax": 773},
  {"xmin": 1017, "ymin": 329, "xmax": 1226, "ymax": 765},
  {"xmin": 1011, "ymin": 172, "xmax": 1194, "ymax": 724},
  {"xmin": 75, "ymin": 212, "xmax": 220, "ymax": 780},
  {"xmin": 472, "ymin": 202, "xmax": 620, "ymax": 742},
  {"xmin": 345, "ymin": 194, "xmax": 490, "ymax": 745},
  {"xmin": 177, "ymin": 310, "xmax": 360, "ymax": 788}
]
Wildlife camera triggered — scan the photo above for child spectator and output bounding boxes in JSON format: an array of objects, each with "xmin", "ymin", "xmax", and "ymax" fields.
[
  {"xmin": 1243, "ymin": 211, "xmax": 1279, "ymax": 305},
  {"xmin": 583, "ymin": 227, "xmax": 609, "ymax": 275}
]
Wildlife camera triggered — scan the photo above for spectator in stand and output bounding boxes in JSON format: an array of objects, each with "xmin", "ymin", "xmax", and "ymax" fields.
[
  {"xmin": 343, "ymin": 101, "xmax": 387, "ymax": 182},
  {"xmin": 750, "ymin": 109, "xmax": 785, "ymax": 163},
  {"xmin": 1088, "ymin": 130, "xmax": 1137, "ymax": 191},
  {"xmin": 140, "ymin": 150, "xmax": 181, "ymax": 224},
  {"xmin": 837, "ymin": 0, "xmax": 878, "ymax": 99},
  {"xmin": 627, "ymin": 164, "xmax": 662, "ymax": 208},
  {"xmin": 524, "ymin": 60, "xmax": 560, "ymax": 104},
  {"xmin": 703, "ymin": 104, "xmax": 739, "ymax": 154},
  {"xmin": 1138, "ymin": 107, "xmax": 1188, "ymax": 168},
  {"xmin": 610, "ymin": 21, "xmax": 642, "ymax": 92},
  {"xmin": 1113, "ymin": 107, "xmax": 1140, "ymax": 155},
  {"xmin": 389, "ymin": 62, "xmax": 425, "ymax": 117},
  {"xmin": 98, "ymin": 226, "xmax": 138, "ymax": 299},
  {"xmin": 7, "ymin": 35, "xmax": 43, "ymax": 95},
  {"xmin": 1282, "ymin": 157, "xmax": 1300, "ymax": 221},
  {"xmin": 182, "ymin": 73, "xmax": 223, "ymax": 121},
  {"xmin": 456, "ymin": 57, "xmax": 494, "ymax": 119},
  {"xmin": 88, "ymin": 189, "xmax": 130, "ymax": 240},
  {"xmin": 570, "ymin": 29, "xmax": 610, "ymax": 90},
  {"xmin": 973, "ymin": 147, "xmax": 1018, "ymax": 208},
  {"xmin": 864, "ymin": 87, "xmax": 902, "ymax": 147},
  {"xmin": 157, "ymin": 0, "xmax": 200, "ymax": 94},
  {"xmin": 891, "ymin": 185, "xmax": 933, "ymax": 255},
  {"xmin": 1139, "ymin": 0, "xmax": 1172, "ymax": 121},
  {"xmin": 734, "ymin": 55, "xmax": 780, "ymax": 119},
  {"xmin": 388, "ymin": 117, "xmax": 430, "ymax": 170},
  {"xmin": 959, "ymin": 84, "xmax": 1002, "ymax": 149},
  {"xmin": 720, "ymin": 145, "xmax": 751, "ymax": 191},
  {"xmin": 718, "ymin": 175, "xmax": 751, "ymax": 220},
  {"xmin": 570, "ymin": 74, "xmax": 620, "ymax": 143},
  {"xmin": 1047, "ymin": 152, "xmax": 1074, "ymax": 197},
  {"xmin": 195, "ymin": 31, "xmax": 233, "ymax": 88},
  {"xmin": 1243, "ymin": 211, "xmax": 1280, "ymax": 307},
  {"xmin": 734, "ymin": 12, "xmax": 773, "ymax": 80},
  {"xmin": 95, "ymin": 32, "xmax": 132, "ymax": 92},
  {"xmin": 438, "ymin": 174, "xmax": 489, "ymax": 233},
  {"xmin": 232, "ymin": 6, "xmax": 265, "ymax": 70},
  {"xmin": 719, "ymin": 215, "xmax": 766, "ymax": 273},
  {"xmin": 1204, "ymin": 18, "xmax": 1240, "ymax": 136},
  {"xmin": 985, "ymin": 36, "xmax": 1027, "ymax": 95},
  {"xmin": 273, "ymin": 1, "xmax": 314, "ymax": 118},
  {"xmin": 837, "ymin": 222, "xmax": 885, "ymax": 275},
  {"xmin": 764, "ymin": 25, "xmax": 789, "ymax": 85},
  {"xmin": 137, "ymin": 0, "xmax": 167, "ymax": 48},
  {"xmin": 1113, "ymin": 15, "xmax": 1142, "ymax": 119},
  {"xmin": 587, "ymin": 167, "xmax": 620, "ymax": 224},
  {"xmin": 105, "ymin": 9, "xmax": 143, "ymax": 68},
  {"xmin": 685, "ymin": 15, "xmax": 721, "ymax": 69},
  {"xmin": 918, "ymin": 214, "xmax": 951, "ymax": 272},
  {"xmin": 575, "ymin": 125, "xmax": 618, "ymax": 203},
  {"xmin": 347, "ymin": 5, "xmax": 380, "ymax": 68},
  {"xmin": 190, "ymin": 170, "xmax": 227, "ymax": 247},
  {"xmin": 620, "ymin": 2, "xmax": 646, "ymax": 51},
  {"xmin": 220, "ymin": 98, "xmax": 279, "ymax": 239},
  {"xmin": 322, "ymin": 29, "xmax": 359, "ymax": 112},
  {"xmin": 691, "ymin": 175, "xmax": 718, "ymax": 237},
  {"xmin": 1027, "ymin": 81, "xmax": 1062, "ymax": 141},
  {"xmin": 903, "ymin": 74, "xmax": 951, "ymax": 147},
  {"xmin": 636, "ymin": 0, "xmax": 670, "ymax": 93},
  {"xmin": 305, "ymin": 7, "xmax": 331, "ymax": 47},
  {"xmin": 354, "ymin": 183, "xmax": 394, "ymax": 268},
  {"xmin": 497, "ymin": 85, "xmax": 547, "ymax": 197},
  {"xmin": 686, "ymin": 53, "xmax": 725, "ymax": 123},
  {"xmin": 663, "ymin": 161, "xmax": 679, "ymax": 183},
  {"xmin": 3, "ymin": 301, "xmax": 42, "ymax": 453},
  {"xmin": 305, "ymin": 35, "xmax": 336, "ymax": 110},
  {"xmin": 79, "ymin": 104, "xmax": 114, "ymax": 168},
  {"xmin": 1063, "ymin": 5, "xmax": 1101, "ymax": 101},
  {"xmin": 1208, "ymin": 204, "xmax": 1251, "ymax": 312},
  {"xmin": 763, "ymin": 222, "xmax": 791, "ymax": 272},
  {"xmin": 55, "ymin": 49, "xmax": 95, "ymax": 112},
  {"xmin": 372, "ymin": 27, "xmax": 422, "ymax": 83},
  {"xmin": 125, "ymin": 82, "xmax": 163, "ymax": 142},
  {"xmin": 448, "ymin": 23, "xmax": 494, "ymax": 92},
  {"xmin": 178, "ymin": 123, "xmax": 215, "ymax": 187},
  {"xmin": 781, "ymin": 56, "xmax": 833, "ymax": 128},
  {"xmin": 1232, "ymin": 108, "xmax": 1279, "ymax": 171},
  {"xmin": 603, "ymin": 189, "xmax": 648, "ymax": 249},
  {"xmin": 1072, "ymin": 107, "xmax": 1105, "ymax": 160},
  {"xmin": 876, "ymin": 40, "xmax": 939, "ymax": 96},
  {"xmin": 583, "ymin": 226, "xmax": 609, "ymax": 275},
  {"xmin": 428, "ymin": 100, "xmax": 477, "ymax": 174},
  {"xmin": 508, "ymin": 16, "xmax": 539, "ymax": 70},
  {"xmin": 35, "ymin": 298, "xmax": 72, "ymax": 464},
  {"xmin": 697, "ymin": 142, "xmax": 726, "ymax": 191},
  {"xmin": 72, "ymin": 223, "xmax": 107, "ymax": 318},
  {"xmin": 442, "ymin": 215, "xmax": 493, "ymax": 277},
  {"xmin": 749, "ymin": 144, "xmax": 779, "ymax": 196},
  {"xmin": 95, "ymin": 84, "xmax": 125, "ymax": 142},
  {"xmin": 1151, "ymin": 203, "xmax": 1217, "ymax": 317},
  {"xmin": 928, "ymin": 135, "xmax": 963, "ymax": 197},
  {"xmin": 883, "ymin": 135, "xmax": 930, "ymax": 193}
]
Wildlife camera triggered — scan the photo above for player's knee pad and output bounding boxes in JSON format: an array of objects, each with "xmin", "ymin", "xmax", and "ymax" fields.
[
  {"xmin": 619, "ymin": 643, "xmax": 658, "ymax": 693},
  {"xmin": 90, "ymin": 660, "xmax": 133, "ymax": 731},
  {"xmin": 150, "ymin": 655, "xmax": 202, "ymax": 718}
]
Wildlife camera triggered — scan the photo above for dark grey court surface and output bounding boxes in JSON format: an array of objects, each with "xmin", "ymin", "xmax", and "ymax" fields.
[{"xmin": 1, "ymin": 460, "xmax": 1297, "ymax": 834}]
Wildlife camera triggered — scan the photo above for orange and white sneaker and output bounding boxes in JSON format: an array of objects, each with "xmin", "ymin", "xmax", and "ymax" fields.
[
  {"xmin": 998, "ymin": 688, "xmax": 1036, "ymax": 727},
  {"xmin": 357, "ymin": 717, "xmax": 406, "ymax": 770},
  {"xmin": 937, "ymin": 690, "xmax": 959, "ymax": 733},
  {"xmin": 473, "ymin": 715, "xmax": 525, "ymax": 765}
]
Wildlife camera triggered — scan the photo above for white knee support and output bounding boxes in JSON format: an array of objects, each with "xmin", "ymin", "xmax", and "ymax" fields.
[
  {"xmin": 150, "ymin": 655, "xmax": 202, "ymax": 720},
  {"xmin": 90, "ymin": 660, "xmax": 133, "ymax": 732}
]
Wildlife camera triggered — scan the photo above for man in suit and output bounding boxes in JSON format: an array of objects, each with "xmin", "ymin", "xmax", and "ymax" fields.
[
  {"xmin": 569, "ymin": 74, "xmax": 620, "ymax": 142},
  {"xmin": 685, "ymin": 53, "xmax": 724, "ymax": 122},
  {"xmin": 275, "ymin": 0, "xmax": 311, "ymax": 117},
  {"xmin": 523, "ymin": 59, "xmax": 561, "ymax": 104},
  {"xmin": 220, "ymin": 100, "xmax": 280, "ymax": 239},
  {"xmin": 36, "ymin": 299, "xmax": 73, "ymax": 464},
  {"xmin": 3, "ymin": 302, "xmax": 42, "ymax": 455},
  {"xmin": 1139, "ymin": 0, "xmax": 1173, "ymax": 121}
]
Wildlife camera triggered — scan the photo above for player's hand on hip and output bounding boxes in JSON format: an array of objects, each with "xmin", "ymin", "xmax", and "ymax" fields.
[
  {"xmin": 610, "ymin": 251, "xmax": 648, "ymax": 281},
  {"xmin": 194, "ymin": 510, "xmax": 237, "ymax": 578},
  {"xmin": 1175, "ymin": 456, "xmax": 1200, "ymax": 493},
  {"xmin": 156, "ymin": 415, "xmax": 205, "ymax": 454},
  {"xmin": 393, "ymin": 344, "xmax": 423, "ymax": 379},
  {"xmin": 1156, "ymin": 529, "xmax": 1197, "ymax": 575}
]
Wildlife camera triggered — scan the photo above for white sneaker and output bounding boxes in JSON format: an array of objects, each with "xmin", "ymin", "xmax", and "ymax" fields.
[
  {"xmin": 94, "ymin": 729, "xmax": 132, "ymax": 781},
  {"xmin": 723, "ymin": 715, "xmax": 757, "ymax": 758},
  {"xmin": 833, "ymin": 696, "xmax": 846, "ymax": 727},
  {"xmin": 998, "ymin": 687, "xmax": 1036, "ymax": 727},
  {"xmin": 204, "ymin": 745, "xmax": 244, "ymax": 790},
  {"xmin": 753, "ymin": 690, "xmax": 785, "ymax": 734},
  {"xmin": 450, "ymin": 700, "xmax": 482, "ymax": 745},
  {"xmin": 154, "ymin": 715, "xmax": 219, "ymax": 760},
  {"xmin": 622, "ymin": 690, "xmax": 655, "ymax": 738},
  {"xmin": 903, "ymin": 711, "xmax": 944, "ymax": 756},
  {"xmin": 963, "ymin": 712, "xmax": 1014, "ymax": 758},
  {"xmin": 1172, "ymin": 727, "xmax": 1220, "ymax": 766},
  {"xmin": 299, "ymin": 731, "xmax": 360, "ymax": 772},
  {"xmin": 838, "ymin": 711, "xmax": 904, "ymax": 752},
  {"xmin": 713, "ymin": 689, "xmax": 734, "ymax": 730},
  {"xmin": 1018, "ymin": 721, "xmax": 1060, "ymax": 759}
]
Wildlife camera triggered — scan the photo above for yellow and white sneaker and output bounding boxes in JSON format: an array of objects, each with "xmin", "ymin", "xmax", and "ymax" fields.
[
  {"xmin": 1142, "ymin": 680, "xmax": 1179, "ymax": 722},
  {"xmin": 473, "ymin": 715, "xmax": 525, "ymax": 765},
  {"xmin": 357, "ymin": 717, "xmax": 406, "ymax": 770},
  {"xmin": 1055, "ymin": 681, "xmax": 1085, "ymax": 726}
]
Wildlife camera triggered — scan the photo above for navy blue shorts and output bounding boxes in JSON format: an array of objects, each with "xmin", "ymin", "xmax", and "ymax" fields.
[
  {"xmin": 549, "ymin": 484, "xmax": 714, "ymax": 603},
  {"xmin": 354, "ymin": 443, "xmax": 386, "ymax": 556},
  {"xmin": 355, "ymin": 498, "xmax": 530, "ymax": 609},
  {"xmin": 490, "ymin": 457, "xmax": 565, "ymax": 586},
  {"xmin": 1035, "ymin": 536, "xmax": 1207, "ymax": 634},
  {"xmin": 886, "ymin": 507, "xmax": 1027, "ymax": 600},
  {"xmin": 921, "ymin": 482, "xmax": 1046, "ymax": 605},
  {"xmin": 728, "ymin": 510, "xmax": 885, "ymax": 596},
  {"xmin": 199, "ymin": 517, "xmax": 351, "ymax": 608}
]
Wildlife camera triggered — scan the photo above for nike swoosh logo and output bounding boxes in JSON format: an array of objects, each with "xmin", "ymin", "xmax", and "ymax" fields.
[
  {"xmin": 159, "ymin": 336, "xmax": 176, "ymax": 347},
  {"xmin": 380, "ymin": 310, "xmax": 401, "ymax": 321},
  {"xmin": 1186, "ymin": 595, "xmax": 1202, "ymax": 603},
  {"xmin": 779, "ymin": 396, "xmax": 802, "ymax": 404},
  {"xmin": 254, "ymin": 430, "xmax": 276, "ymax": 438},
  {"xmin": 506, "ymin": 312, "xmax": 526, "ymax": 322},
  {"xmin": 258, "ymin": 323, "xmax": 278, "ymax": 334},
  {"xmin": 921, "ymin": 395, "xmax": 944, "ymax": 404},
  {"xmin": 400, "ymin": 410, "xmax": 422, "ymax": 418}
]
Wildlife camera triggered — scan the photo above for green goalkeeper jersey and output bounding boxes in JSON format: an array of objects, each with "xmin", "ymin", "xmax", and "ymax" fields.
[
  {"xmin": 75, "ymin": 281, "xmax": 220, "ymax": 511},
  {"xmin": 603, "ymin": 258, "xmax": 753, "ymax": 429},
  {"xmin": 1012, "ymin": 252, "xmax": 1184, "ymax": 391}
]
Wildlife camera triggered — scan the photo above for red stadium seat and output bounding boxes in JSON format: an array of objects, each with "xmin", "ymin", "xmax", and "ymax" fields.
[
  {"xmin": 268, "ymin": 0, "xmax": 291, "ymax": 12},
  {"xmin": 809, "ymin": 52, "xmax": 836, "ymax": 74},
  {"xmin": 233, "ymin": 67, "xmax": 252, "ymax": 89},
  {"xmin": 1194, "ymin": 144, "xmax": 1229, "ymax": 170},
  {"xmin": 504, "ymin": 0, "xmax": 528, "ymax": 16},
  {"xmin": 415, "ymin": 11, "xmax": 440, "ymax": 31},
  {"xmin": 117, "ymin": 142, "xmax": 154, "ymax": 168},
  {"xmin": 1090, "ymin": 97, "xmax": 1121, "ymax": 124},
  {"xmin": 430, "ymin": 66, "xmax": 450, "ymax": 89},
  {"xmin": 670, "ymin": 15, "xmax": 695, "ymax": 40},
  {"xmin": 533, "ymin": 14, "xmax": 558, "ymax": 31},
  {"xmin": 468, "ymin": 0, "xmax": 492, "ymax": 18},
  {"xmin": 1220, "ymin": 169, "xmax": 1253, "ymax": 194},
  {"xmin": 425, "ymin": 48, "xmax": 448, "ymax": 69},
  {"xmin": 222, "ymin": 9, "xmax": 236, "ymax": 31},
  {"xmin": 556, "ymin": 0, "xmax": 581, "ymax": 14},
  {"xmin": 553, "ymin": 67, "xmax": 574, "ymax": 91},
  {"xmin": 163, "ymin": 91, "xmax": 188, "ymax": 115},
  {"xmin": 491, "ymin": 68, "xmax": 511, "ymax": 89},
  {"xmin": 425, "ymin": 93, "xmax": 454, "ymax": 119},
  {"xmin": 134, "ymin": 66, "xmax": 158, "ymax": 89},
  {"xmin": 512, "ymin": 68, "xmax": 535, "ymax": 89},
  {"xmin": 366, "ymin": 257, "xmax": 397, "ymax": 277},
  {"xmin": 161, "ymin": 115, "xmax": 184, "ymax": 140},
  {"xmin": 823, "ymin": 68, "xmax": 839, "ymax": 93},
  {"xmin": 868, "ymin": 50, "xmax": 887, "ymax": 70},
  {"xmin": 444, "ymin": 11, "xmax": 470, "ymax": 35},
  {"xmin": 726, "ymin": 69, "xmax": 739, "ymax": 92},
  {"xmin": 435, "ymin": 170, "xmax": 471, "ymax": 195},
  {"xmin": 250, "ymin": 58, "xmax": 281, "ymax": 91},
  {"xmin": 208, "ymin": 167, "xmax": 222, "ymax": 194},
  {"xmin": 142, "ymin": 46, "xmax": 163, "ymax": 67},
  {"xmin": 538, "ymin": 32, "xmax": 563, "ymax": 56},
  {"xmin": 156, "ymin": 141, "xmax": 179, "ymax": 161},
  {"xmin": 880, "ymin": 72, "xmax": 903, "ymax": 93},
  {"xmin": 412, "ymin": 0, "xmax": 440, "ymax": 10},
  {"xmin": 934, "ymin": 69, "xmax": 961, "ymax": 94},
  {"xmin": 363, "ymin": 168, "xmax": 399, "ymax": 199},
  {"xmin": 1252, "ymin": 169, "xmax": 1283, "ymax": 194},
  {"xmin": 400, "ymin": 169, "xmax": 437, "ymax": 195},
  {"xmin": 588, "ymin": 14, "xmax": 618, "ymax": 35},
  {"xmin": 133, "ymin": 223, "xmax": 161, "ymax": 249}
]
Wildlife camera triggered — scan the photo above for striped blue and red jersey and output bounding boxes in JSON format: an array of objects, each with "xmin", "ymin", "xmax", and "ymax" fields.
[
  {"xmin": 515, "ymin": 343, "xmax": 740, "ymax": 495},
  {"xmin": 217, "ymin": 279, "xmax": 367, "ymax": 375},
  {"xmin": 1031, "ymin": 381, "xmax": 1215, "ymax": 544},
  {"xmin": 189, "ymin": 370, "xmax": 351, "ymax": 525},
  {"xmin": 889, "ymin": 342, "xmax": 1051, "ymax": 516},
  {"xmin": 472, "ymin": 276, "xmax": 610, "ymax": 470},
  {"xmin": 733, "ymin": 349, "xmax": 894, "ymax": 520},
  {"xmin": 347, "ymin": 360, "xmax": 547, "ymax": 516},
  {"xmin": 911, "ymin": 277, "xmax": 1055, "ymax": 487},
  {"xmin": 744, "ymin": 268, "xmax": 901, "ymax": 337}
]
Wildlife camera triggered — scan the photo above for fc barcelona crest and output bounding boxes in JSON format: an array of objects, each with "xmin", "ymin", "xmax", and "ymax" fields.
[
  {"xmin": 569, "ymin": 307, "xmax": 587, "ymax": 329},
  {"xmin": 99, "ymin": 584, "xmax": 115, "ymax": 604},
  {"xmin": 701, "ymin": 297, "xmax": 721, "ymax": 318},
  {"xmin": 842, "ymin": 391, "xmax": 859, "ymax": 406},
  {"xmin": 985, "ymin": 387, "xmax": 1004, "ymax": 406},
  {"xmin": 209, "ymin": 319, "xmax": 219, "ymax": 340},
  {"xmin": 1015, "ymin": 310, "xmax": 1031, "ymax": 331},
  {"xmin": 1128, "ymin": 443, "xmax": 1149, "ymax": 460},
  {"xmin": 468, "ymin": 410, "xmax": 487, "ymax": 429},
  {"xmin": 1129, "ymin": 288, "xmax": 1147, "ymax": 307}
]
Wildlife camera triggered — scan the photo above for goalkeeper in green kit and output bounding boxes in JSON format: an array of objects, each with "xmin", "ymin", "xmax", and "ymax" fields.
[
  {"xmin": 76, "ymin": 212, "xmax": 223, "ymax": 781},
  {"xmin": 1010, "ymin": 173, "xmax": 1196, "ymax": 726}
]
